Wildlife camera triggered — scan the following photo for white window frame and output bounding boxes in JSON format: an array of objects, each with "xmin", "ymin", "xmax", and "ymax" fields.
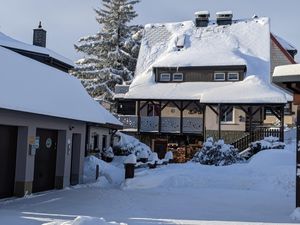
[
  {"xmin": 214, "ymin": 72, "xmax": 225, "ymax": 81},
  {"xmin": 160, "ymin": 73, "xmax": 171, "ymax": 82},
  {"xmin": 221, "ymin": 108, "xmax": 234, "ymax": 123},
  {"xmin": 227, "ymin": 72, "xmax": 239, "ymax": 81},
  {"xmin": 173, "ymin": 73, "xmax": 184, "ymax": 82}
]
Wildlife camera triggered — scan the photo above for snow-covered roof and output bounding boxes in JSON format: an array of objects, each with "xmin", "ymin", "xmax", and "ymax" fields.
[
  {"xmin": 0, "ymin": 46, "xmax": 122, "ymax": 126},
  {"xmin": 274, "ymin": 35, "xmax": 297, "ymax": 52},
  {"xmin": 0, "ymin": 32, "xmax": 74, "ymax": 67},
  {"xmin": 273, "ymin": 64, "xmax": 300, "ymax": 83},
  {"xmin": 125, "ymin": 17, "xmax": 290, "ymax": 103}
]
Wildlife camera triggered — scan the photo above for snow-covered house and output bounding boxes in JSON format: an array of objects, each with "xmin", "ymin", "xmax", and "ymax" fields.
[
  {"xmin": 116, "ymin": 12, "xmax": 296, "ymax": 157},
  {"xmin": 0, "ymin": 30, "xmax": 122, "ymax": 199}
]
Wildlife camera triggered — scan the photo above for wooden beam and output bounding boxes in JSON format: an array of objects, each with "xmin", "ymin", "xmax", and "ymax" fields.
[
  {"xmin": 218, "ymin": 104, "xmax": 222, "ymax": 140},
  {"xmin": 137, "ymin": 100, "xmax": 141, "ymax": 134},
  {"xmin": 269, "ymin": 107, "xmax": 281, "ymax": 120},
  {"xmin": 208, "ymin": 105, "xmax": 218, "ymax": 116},
  {"xmin": 180, "ymin": 101, "xmax": 183, "ymax": 134},
  {"xmin": 203, "ymin": 104, "xmax": 206, "ymax": 140},
  {"xmin": 280, "ymin": 104, "xmax": 285, "ymax": 142},
  {"xmin": 161, "ymin": 101, "xmax": 170, "ymax": 110},
  {"xmin": 158, "ymin": 101, "xmax": 162, "ymax": 134}
]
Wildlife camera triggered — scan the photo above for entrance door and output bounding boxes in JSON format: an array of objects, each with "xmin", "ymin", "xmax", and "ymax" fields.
[
  {"xmin": 33, "ymin": 128, "xmax": 58, "ymax": 193},
  {"xmin": 70, "ymin": 133, "xmax": 81, "ymax": 186},
  {"xmin": 0, "ymin": 125, "xmax": 18, "ymax": 198},
  {"xmin": 153, "ymin": 139, "xmax": 168, "ymax": 159}
]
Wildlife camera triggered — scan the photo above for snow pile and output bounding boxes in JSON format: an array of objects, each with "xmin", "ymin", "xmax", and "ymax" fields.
[
  {"xmin": 164, "ymin": 151, "xmax": 173, "ymax": 161},
  {"xmin": 193, "ymin": 137, "xmax": 244, "ymax": 166},
  {"xmin": 291, "ymin": 208, "xmax": 300, "ymax": 221},
  {"xmin": 113, "ymin": 132, "xmax": 152, "ymax": 158},
  {"xmin": 58, "ymin": 216, "xmax": 126, "ymax": 225},
  {"xmin": 124, "ymin": 154, "xmax": 137, "ymax": 164},
  {"xmin": 83, "ymin": 156, "xmax": 124, "ymax": 186}
]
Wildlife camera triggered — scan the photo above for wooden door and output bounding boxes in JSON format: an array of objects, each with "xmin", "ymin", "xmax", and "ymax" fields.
[
  {"xmin": 33, "ymin": 128, "xmax": 57, "ymax": 193},
  {"xmin": 0, "ymin": 125, "xmax": 18, "ymax": 198},
  {"xmin": 153, "ymin": 139, "xmax": 168, "ymax": 159}
]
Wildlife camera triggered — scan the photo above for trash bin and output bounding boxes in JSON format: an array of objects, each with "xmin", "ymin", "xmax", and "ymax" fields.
[
  {"xmin": 124, "ymin": 163, "xmax": 135, "ymax": 179},
  {"xmin": 124, "ymin": 154, "xmax": 137, "ymax": 179}
]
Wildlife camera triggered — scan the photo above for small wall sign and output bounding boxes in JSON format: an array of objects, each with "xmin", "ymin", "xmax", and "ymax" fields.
[{"xmin": 46, "ymin": 138, "xmax": 52, "ymax": 149}]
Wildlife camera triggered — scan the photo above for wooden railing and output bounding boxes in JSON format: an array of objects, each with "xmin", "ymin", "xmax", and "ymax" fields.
[{"xmin": 231, "ymin": 127, "xmax": 281, "ymax": 151}]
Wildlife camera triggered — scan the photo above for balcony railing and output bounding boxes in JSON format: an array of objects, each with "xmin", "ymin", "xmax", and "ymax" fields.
[{"xmin": 118, "ymin": 115, "xmax": 203, "ymax": 133}]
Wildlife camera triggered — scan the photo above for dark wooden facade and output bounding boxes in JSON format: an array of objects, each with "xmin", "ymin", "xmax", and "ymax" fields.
[{"xmin": 154, "ymin": 65, "xmax": 246, "ymax": 82}]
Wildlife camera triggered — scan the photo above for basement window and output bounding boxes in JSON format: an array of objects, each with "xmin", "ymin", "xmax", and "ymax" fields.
[
  {"xmin": 228, "ymin": 72, "xmax": 239, "ymax": 81},
  {"xmin": 214, "ymin": 72, "xmax": 225, "ymax": 81},
  {"xmin": 160, "ymin": 73, "xmax": 171, "ymax": 82},
  {"xmin": 173, "ymin": 73, "xmax": 184, "ymax": 82}
]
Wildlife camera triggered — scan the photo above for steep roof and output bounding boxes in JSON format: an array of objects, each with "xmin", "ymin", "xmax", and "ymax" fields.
[
  {"xmin": 0, "ymin": 32, "xmax": 74, "ymax": 67},
  {"xmin": 125, "ymin": 17, "xmax": 290, "ymax": 103},
  {"xmin": 0, "ymin": 46, "xmax": 122, "ymax": 126}
]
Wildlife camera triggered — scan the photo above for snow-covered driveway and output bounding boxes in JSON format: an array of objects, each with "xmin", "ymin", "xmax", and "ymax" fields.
[{"xmin": 0, "ymin": 140, "xmax": 297, "ymax": 225}]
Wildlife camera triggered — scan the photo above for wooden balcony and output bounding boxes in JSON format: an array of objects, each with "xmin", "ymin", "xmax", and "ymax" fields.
[{"xmin": 118, "ymin": 115, "xmax": 203, "ymax": 134}]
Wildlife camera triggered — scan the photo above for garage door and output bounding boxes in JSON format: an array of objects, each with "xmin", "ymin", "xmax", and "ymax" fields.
[
  {"xmin": 0, "ymin": 125, "xmax": 18, "ymax": 199},
  {"xmin": 33, "ymin": 128, "xmax": 57, "ymax": 193}
]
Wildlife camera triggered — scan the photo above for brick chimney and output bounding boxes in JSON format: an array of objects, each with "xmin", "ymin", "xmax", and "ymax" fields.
[{"xmin": 33, "ymin": 21, "xmax": 46, "ymax": 47}]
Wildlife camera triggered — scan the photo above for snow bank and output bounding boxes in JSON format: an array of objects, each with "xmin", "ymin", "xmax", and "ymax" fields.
[
  {"xmin": 83, "ymin": 156, "xmax": 124, "ymax": 186},
  {"xmin": 291, "ymin": 208, "xmax": 300, "ymax": 221},
  {"xmin": 58, "ymin": 216, "xmax": 126, "ymax": 225}
]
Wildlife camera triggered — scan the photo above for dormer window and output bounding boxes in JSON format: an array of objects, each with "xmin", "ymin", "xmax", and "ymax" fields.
[
  {"xmin": 214, "ymin": 72, "xmax": 225, "ymax": 81},
  {"xmin": 228, "ymin": 72, "xmax": 239, "ymax": 81},
  {"xmin": 160, "ymin": 73, "xmax": 171, "ymax": 82},
  {"xmin": 173, "ymin": 73, "xmax": 184, "ymax": 82}
]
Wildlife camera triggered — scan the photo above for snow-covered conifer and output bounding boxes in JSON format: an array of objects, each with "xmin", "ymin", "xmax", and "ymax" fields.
[{"xmin": 73, "ymin": 0, "xmax": 142, "ymax": 108}]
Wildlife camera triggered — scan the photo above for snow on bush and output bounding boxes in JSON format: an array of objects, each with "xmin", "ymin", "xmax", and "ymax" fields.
[
  {"xmin": 164, "ymin": 151, "xmax": 173, "ymax": 161},
  {"xmin": 102, "ymin": 146, "xmax": 114, "ymax": 158},
  {"xmin": 192, "ymin": 137, "xmax": 244, "ymax": 166},
  {"xmin": 149, "ymin": 152, "xmax": 159, "ymax": 162},
  {"xmin": 84, "ymin": 156, "xmax": 124, "ymax": 185},
  {"xmin": 291, "ymin": 208, "xmax": 300, "ymax": 221},
  {"xmin": 113, "ymin": 132, "xmax": 152, "ymax": 157},
  {"xmin": 60, "ymin": 216, "xmax": 127, "ymax": 225},
  {"xmin": 124, "ymin": 154, "xmax": 137, "ymax": 164},
  {"xmin": 243, "ymin": 136, "xmax": 286, "ymax": 159}
]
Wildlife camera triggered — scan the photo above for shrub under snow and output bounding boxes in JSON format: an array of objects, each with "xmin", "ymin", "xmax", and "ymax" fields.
[
  {"xmin": 113, "ymin": 132, "xmax": 152, "ymax": 157},
  {"xmin": 192, "ymin": 137, "xmax": 244, "ymax": 166}
]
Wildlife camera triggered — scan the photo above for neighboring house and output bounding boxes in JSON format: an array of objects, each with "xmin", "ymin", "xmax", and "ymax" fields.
[
  {"xmin": 116, "ymin": 11, "xmax": 293, "ymax": 157},
  {"xmin": 0, "ymin": 28, "xmax": 122, "ymax": 199}
]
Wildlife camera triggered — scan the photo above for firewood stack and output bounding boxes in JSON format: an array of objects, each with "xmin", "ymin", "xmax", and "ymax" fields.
[{"xmin": 172, "ymin": 147, "xmax": 186, "ymax": 163}]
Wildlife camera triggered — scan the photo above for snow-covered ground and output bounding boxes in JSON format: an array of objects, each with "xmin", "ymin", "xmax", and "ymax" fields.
[{"xmin": 0, "ymin": 130, "xmax": 298, "ymax": 225}]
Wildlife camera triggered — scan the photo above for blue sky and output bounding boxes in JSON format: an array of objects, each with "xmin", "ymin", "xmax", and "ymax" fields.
[{"xmin": 0, "ymin": 0, "xmax": 299, "ymax": 61}]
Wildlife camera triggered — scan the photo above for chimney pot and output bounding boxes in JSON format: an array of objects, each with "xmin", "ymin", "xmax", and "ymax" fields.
[
  {"xmin": 33, "ymin": 22, "xmax": 47, "ymax": 47},
  {"xmin": 216, "ymin": 11, "xmax": 233, "ymax": 25},
  {"xmin": 195, "ymin": 11, "xmax": 210, "ymax": 27}
]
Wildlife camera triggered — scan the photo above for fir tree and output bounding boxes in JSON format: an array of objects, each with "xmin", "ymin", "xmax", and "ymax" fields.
[{"xmin": 73, "ymin": 0, "xmax": 142, "ymax": 108}]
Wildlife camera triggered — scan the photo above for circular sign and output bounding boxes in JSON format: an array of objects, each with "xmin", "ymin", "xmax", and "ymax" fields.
[{"xmin": 46, "ymin": 138, "xmax": 52, "ymax": 149}]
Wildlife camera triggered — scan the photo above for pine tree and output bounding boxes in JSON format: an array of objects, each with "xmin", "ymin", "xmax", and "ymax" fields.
[{"xmin": 73, "ymin": 0, "xmax": 142, "ymax": 109}]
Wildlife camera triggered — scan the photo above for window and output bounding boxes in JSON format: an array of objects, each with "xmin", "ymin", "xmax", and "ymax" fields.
[
  {"xmin": 173, "ymin": 73, "xmax": 184, "ymax": 82},
  {"xmin": 160, "ymin": 73, "xmax": 171, "ymax": 82},
  {"xmin": 102, "ymin": 135, "xmax": 107, "ymax": 151},
  {"xmin": 93, "ymin": 134, "xmax": 99, "ymax": 150},
  {"xmin": 214, "ymin": 72, "xmax": 225, "ymax": 81},
  {"xmin": 227, "ymin": 72, "xmax": 239, "ymax": 81},
  {"xmin": 222, "ymin": 108, "xmax": 234, "ymax": 123}
]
